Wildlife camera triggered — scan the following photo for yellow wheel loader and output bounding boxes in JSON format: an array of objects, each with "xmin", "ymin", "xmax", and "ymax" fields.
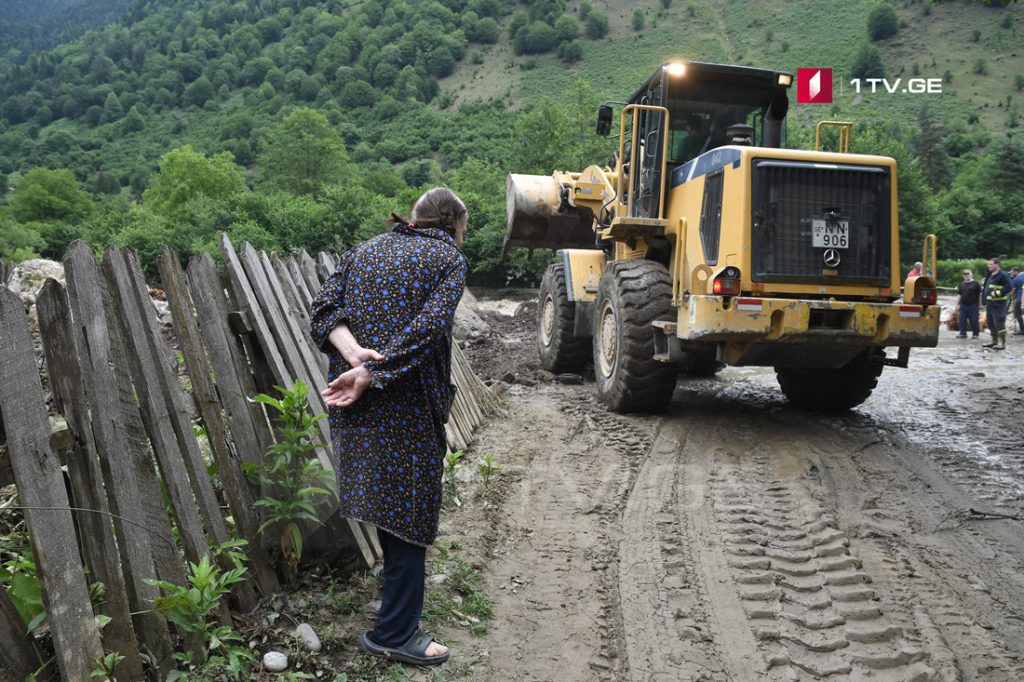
[{"xmin": 506, "ymin": 61, "xmax": 940, "ymax": 413}]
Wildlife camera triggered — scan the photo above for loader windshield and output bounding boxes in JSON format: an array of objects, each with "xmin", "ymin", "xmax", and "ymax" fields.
[{"xmin": 657, "ymin": 64, "xmax": 789, "ymax": 165}]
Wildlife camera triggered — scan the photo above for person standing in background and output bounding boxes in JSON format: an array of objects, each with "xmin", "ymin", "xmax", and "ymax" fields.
[
  {"xmin": 906, "ymin": 262, "xmax": 924, "ymax": 280},
  {"xmin": 1009, "ymin": 265, "xmax": 1024, "ymax": 336},
  {"xmin": 982, "ymin": 257, "xmax": 1013, "ymax": 350},
  {"xmin": 955, "ymin": 268, "xmax": 982, "ymax": 339}
]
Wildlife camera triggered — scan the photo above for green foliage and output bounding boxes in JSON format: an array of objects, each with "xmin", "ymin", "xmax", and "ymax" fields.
[
  {"xmin": 91, "ymin": 652, "xmax": 126, "ymax": 679},
  {"xmin": 145, "ymin": 541, "xmax": 256, "ymax": 681},
  {"xmin": 443, "ymin": 449, "xmax": 464, "ymax": 506},
  {"xmin": 259, "ymin": 108, "xmax": 352, "ymax": 196},
  {"xmin": 11, "ymin": 167, "xmax": 93, "ymax": 224},
  {"xmin": 632, "ymin": 8, "xmax": 646, "ymax": 31},
  {"xmin": 0, "ymin": 537, "xmax": 45, "ymax": 635},
  {"xmin": 246, "ymin": 380, "xmax": 336, "ymax": 574},
  {"xmin": 973, "ymin": 58, "xmax": 988, "ymax": 75},
  {"xmin": 476, "ymin": 454, "xmax": 502, "ymax": 495},
  {"xmin": 584, "ymin": 11, "xmax": 610, "ymax": 39},
  {"xmin": 867, "ymin": 4, "xmax": 899, "ymax": 41},
  {"xmin": 143, "ymin": 145, "xmax": 245, "ymax": 222},
  {"xmin": 850, "ymin": 42, "xmax": 886, "ymax": 79}
]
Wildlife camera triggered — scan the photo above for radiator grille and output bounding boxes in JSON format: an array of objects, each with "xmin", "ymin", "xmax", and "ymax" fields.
[{"xmin": 751, "ymin": 160, "xmax": 891, "ymax": 285}]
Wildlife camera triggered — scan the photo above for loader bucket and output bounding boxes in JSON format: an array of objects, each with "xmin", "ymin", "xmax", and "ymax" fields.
[{"xmin": 503, "ymin": 173, "xmax": 596, "ymax": 254}]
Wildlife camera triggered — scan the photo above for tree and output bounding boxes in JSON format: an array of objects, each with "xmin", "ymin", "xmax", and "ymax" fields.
[
  {"xmin": 258, "ymin": 108, "xmax": 353, "ymax": 195},
  {"xmin": 516, "ymin": 21, "xmax": 559, "ymax": 54},
  {"xmin": 530, "ymin": 0, "xmax": 566, "ymax": 25},
  {"xmin": 632, "ymin": 9, "xmax": 645, "ymax": 31},
  {"xmin": 557, "ymin": 40, "xmax": 583, "ymax": 63},
  {"xmin": 867, "ymin": 4, "xmax": 899, "ymax": 41},
  {"xmin": 11, "ymin": 168, "xmax": 94, "ymax": 224},
  {"xmin": 585, "ymin": 12, "xmax": 609, "ymax": 39},
  {"xmin": 183, "ymin": 76, "xmax": 215, "ymax": 107},
  {"xmin": 102, "ymin": 91, "xmax": 124, "ymax": 123},
  {"xmin": 850, "ymin": 43, "xmax": 885, "ymax": 79},
  {"xmin": 143, "ymin": 145, "xmax": 245, "ymax": 220},
  {"xmin": 553, "ymin": 14, "xmax": 579, "ymax": 42},
  {"xmin": 468, "ymin": 17, "xmax": 500, "ymax": 43},
  {"xmin": 341, "ymin": 80, "xmax": 376, "ymax": 108},
  {"xmin": 912, "ymin": 105, "xmax": 951, "ymax": 192}
]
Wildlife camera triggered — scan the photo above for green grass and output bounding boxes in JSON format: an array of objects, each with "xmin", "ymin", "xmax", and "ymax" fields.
[{"xmin": 440, "ymin": 0, "xmax": 1024, "ymax": 133}]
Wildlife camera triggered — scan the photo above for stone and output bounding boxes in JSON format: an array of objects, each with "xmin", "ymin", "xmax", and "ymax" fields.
[
  {"xmin": 501, "ymin": 372, "xmax": 516, "ymax": 384},
  {"xmin": 294, "ymin": 623, "xmax": 322, "ymax": 652},
  {"xmin": 263, "ymin": 651, "xmax": 288, "ymax": 672},
  {"xmin": 7, "ymin": 259, "xmax": 65, "ymax": 307},
  {"xmin": 556, "ymin": 373, "xmax": 584, "ymax": 385},
  {"xmin": 429, "ymin": 573, "xmax": 448, "ymax": 586},
  {"xmin": 455, "ymin": 289, "xmax": 491, "ymax": 341},
  {"xmin": 364, "ymin": 599, "xmax": 382, "ymax": 615}
]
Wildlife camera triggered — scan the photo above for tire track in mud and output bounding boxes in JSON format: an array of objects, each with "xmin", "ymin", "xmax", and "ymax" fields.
[
  {"xmin": 483, "ymin": 386, "xmax": 658, "ymax": 681},
  {"xmin": 627, "ymin": 411, "xmax": 974, "ymax": 681}
]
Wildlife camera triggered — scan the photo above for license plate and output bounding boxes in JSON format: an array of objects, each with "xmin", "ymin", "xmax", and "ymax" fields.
[{"xmin": 812, "ymin": 219, "xmax": 849, "ymax": 249}]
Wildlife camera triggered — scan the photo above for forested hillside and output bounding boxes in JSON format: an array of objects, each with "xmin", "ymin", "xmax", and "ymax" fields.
[
  {"xmin": 0, "ymin": 0, "xmax": 1022, "ymax": 286},
  {"xmin": 0, "ymin": 0, "xmax": 132, "ymax": 66}
]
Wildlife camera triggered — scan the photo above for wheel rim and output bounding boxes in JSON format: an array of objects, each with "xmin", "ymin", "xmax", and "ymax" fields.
[
  {"xmin": 540, "ymin": 292, "xmax": 556, "ymax": 346},
  {"xmin": 597, "ymin": 299, "xmax": 617, "ymax": 378}
]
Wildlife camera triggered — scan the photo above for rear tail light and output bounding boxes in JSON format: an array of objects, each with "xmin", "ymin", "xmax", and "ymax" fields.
[
  {"xmin": 713, "ymin": 267, "xmax": 741, "ymax": 296},
  {"xmin": 912, "ymin": 285, "xmax": 937, "ymax": 306}
]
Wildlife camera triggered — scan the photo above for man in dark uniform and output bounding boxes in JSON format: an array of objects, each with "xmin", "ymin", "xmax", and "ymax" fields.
[
  {"xmin": 981, "ymin": 257, "xmax": 1013, "ymax": 350},
  {"xmin": 955, "ymin": 268, "xmax": 982, "ymax": 339},
  {"xmin": 1010, "ymin": 265, "xmax": 1024, "ymax": 335}
]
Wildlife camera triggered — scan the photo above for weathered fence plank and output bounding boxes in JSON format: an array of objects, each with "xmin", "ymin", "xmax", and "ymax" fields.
[
  {"xmin": 63, "ymin": 240, "xmax": 175, "ymax": 666},
  {"xmin": 286, "ymin": 255, "xmax": 314, "ymax": 310},
  {"xmin": 102, "ymin": 247, "xmax": 230, "ymax": 567},
  {"xmin": 0, "ymin": 287, "xmax": 104, "ymax": 681},
  {"xmin": 257, "ymin": 248, "xmax": 327, "ymax": 383},
  {"xmin": 273, "ymin": 252, "xmax": 312, "ymax": 325},
  {"xmin": 36, "ymin": 280, "xmax": 144, "ymax": 678},
  {"xmin": 159, "ymin": 247, "xmax": 278, "ymax": 601},
  {"xmin": 299, "ymin": 249, "xmax": 322, "ymax": 291},
  {"xmin": 316, "ymin": 252, "xmax": 335, "ymax": 282},
  {"xmin": 186, "ymin": 254, "xmax": 274, "ymax": 465},
  {"xmin": 0, "ymin": 583, "xmax": 44, "ymax": 681},
  {"xmin": 234, "ymin": 240, "xmax": 332, "ymax": 464}
]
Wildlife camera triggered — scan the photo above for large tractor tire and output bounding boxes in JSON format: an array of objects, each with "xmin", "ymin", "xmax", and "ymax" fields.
[
  {"xmin": 592, "ymin": 260, "xmax": 679, "ymax": 413},
  {"xmin": 775, "ymin": 348, "xmax": 885, "ymax": 412},
  {"xmin": 536, "ymin": 264, "xmax": 590, "ymax": 373}
]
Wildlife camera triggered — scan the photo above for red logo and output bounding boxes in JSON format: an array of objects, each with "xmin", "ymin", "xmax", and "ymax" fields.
[{"xmin": 797, "ymin": 68, "xmax": 833, "ymax": 104}]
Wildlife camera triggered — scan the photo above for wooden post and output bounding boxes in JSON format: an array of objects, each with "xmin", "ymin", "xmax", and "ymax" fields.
[
  {"xmin": 186, "ymin": 254, "xmax": 274, "ymax": 464},
  {"xmin": 299, "ymin": 249, "xmax": 322, "ymax": 291},
  {"xmin": 0, "ymin": 587, "xmax": 43, "ymax": 682},
  {"xmin": 286, "ymin": 255, "xmax": 314, "ymax": 310},
  {"xmin": 272, "ymin": 252, "xmax": 312, "ymax": 325},
  {"xmin": 316, "ymin": 252, "xmax": 335, "ymax": 282},
  {"xmin": 159, "ymin": 247, "xmax": 278, "ymax": 601},
  {"xmin": 0, "ymin": 288, "xmax": 104, "ymax": 681},
  {"xmin": 259, "ymin": 248, "xmax": 327, "ymax": 378},
  {"xmin": 36, "ymin": 280, "xmax": 144, "ymax": 678},
  {"xmin": 62, "ymin": 240, "xmax": 175, "ymax": 667},
  {"xmin": 101, "ymin": 247, "xmax": 229, "ymax": 565}
]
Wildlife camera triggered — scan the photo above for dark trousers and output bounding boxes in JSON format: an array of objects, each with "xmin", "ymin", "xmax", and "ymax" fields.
[
  {"xmin": 986, "ymin": 301, "xmax": 1008, "ymax": 339},
  {"xmin": 1014, "ymin": 300, "xmax": 1023, "ymax": 333},
  {"xmin": 369, "ymin": 530, "xmax": 426, "ymax": 648},
  {"xmin": 959, "ymin": 303, "xmax": 980, "ymax": 337}
]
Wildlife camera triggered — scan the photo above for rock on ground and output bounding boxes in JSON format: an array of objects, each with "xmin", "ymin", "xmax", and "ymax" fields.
[{"xmin": 6, "ymin": 259, "xmax": 64, "ymax": 307}]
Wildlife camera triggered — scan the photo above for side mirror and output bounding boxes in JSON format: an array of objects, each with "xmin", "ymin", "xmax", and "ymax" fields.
[{"xmin": 596, "ymin": 104, "xmax": 613, "ymax": 137}]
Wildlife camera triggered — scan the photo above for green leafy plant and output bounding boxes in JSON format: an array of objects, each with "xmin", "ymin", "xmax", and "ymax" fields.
[
  {"xmin": 145, "ymin": 540, "xmax": 256, "ymax": 681},
  {"xmin": 90, "ymin": 651, "xmax": 126, "ymax": 679},
  {"xmin": 0, "ymin": 535, "xmax": 45, "ymax": 635},
  {"xmin": 246, "ymin": 380, "xmax": 336, "ymax": 574},
  {"xmin": 443, "ymin": 450, "xmax": 464, "ymax": 507},
  {"xmin": 476, "ymin": 454, "xmax": 502, "ymax": 497}
]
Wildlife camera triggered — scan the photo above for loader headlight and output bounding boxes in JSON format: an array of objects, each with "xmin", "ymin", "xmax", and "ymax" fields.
[
  {"xmin": 664, "ymin": 62, "xmax": 686, "ymax": 77},
  {"xmin": 777, "ymin": 73, "xmax": 793, "ymax": 87}
]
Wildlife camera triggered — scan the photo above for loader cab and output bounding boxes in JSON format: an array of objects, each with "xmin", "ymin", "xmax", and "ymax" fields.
[{"xmin": 620, "ymin": 62, "xmax": 793, "ymax": 220}]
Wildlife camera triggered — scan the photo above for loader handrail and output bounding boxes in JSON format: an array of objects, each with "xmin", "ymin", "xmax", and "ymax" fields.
[{"xmin": 618, "ymin": 104, "xmax": 671, "ymax": 220}]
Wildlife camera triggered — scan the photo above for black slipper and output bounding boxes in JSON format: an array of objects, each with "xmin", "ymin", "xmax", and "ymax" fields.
[{"xmin": 358, "ymin": 630, "xmax": 450, "ymax": 666}]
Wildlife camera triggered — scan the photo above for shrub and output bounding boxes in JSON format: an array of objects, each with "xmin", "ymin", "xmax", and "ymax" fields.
[{"xmin": 867, "ymin": 4, "xmax": 899, "ymax": 41}]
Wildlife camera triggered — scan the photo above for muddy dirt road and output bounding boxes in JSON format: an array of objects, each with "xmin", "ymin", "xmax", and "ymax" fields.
[{"xmin": 460, "ymin": 305, "xmax": 1024, "ymax": 681}]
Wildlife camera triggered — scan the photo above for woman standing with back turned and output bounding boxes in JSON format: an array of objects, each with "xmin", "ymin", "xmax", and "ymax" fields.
[{"xmin": 310, "ymin": 187, "xmax": 469, "ymax": 666}]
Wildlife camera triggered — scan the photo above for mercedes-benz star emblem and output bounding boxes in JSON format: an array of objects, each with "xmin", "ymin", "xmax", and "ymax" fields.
[{"xmin": 823, "ymin": 249, "xmax": 841, "ymax": 267}]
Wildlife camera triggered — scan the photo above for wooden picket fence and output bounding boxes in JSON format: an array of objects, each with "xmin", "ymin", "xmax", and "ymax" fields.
[{"xmin": 0, "ymin": 235, "xmax": 498, "ymax": 681}]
